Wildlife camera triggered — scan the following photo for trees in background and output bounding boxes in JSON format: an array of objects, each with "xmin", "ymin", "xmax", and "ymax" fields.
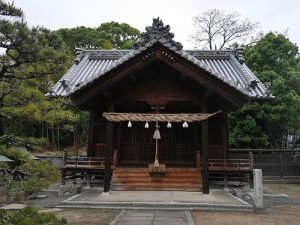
[
  {"xmin": 0, "ymin": 0, "xmax": 84, "ymax": 149},
  {"xmin": 56, "ymin": 22, "xmax": 140, "ymax": 50},
  {"xmin": 1, "ymin": 0, "xmax": 299, "ymax": 150},
  {"xmin": 0, "ymin": 0, "xmax": 141, "ymax": 150},
  {"xmin": 191, "ymin": 9, "xmax": 300, "ymax": 149},
  {"xmin": 191, "ymin": 9, "xmax": 259, "ymax": 50},
  {"xmin": 229, "ymin": 33, "xmax": 300, "ymax": 148}
]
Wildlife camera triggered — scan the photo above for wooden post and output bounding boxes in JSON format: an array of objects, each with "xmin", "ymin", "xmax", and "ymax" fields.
[
  {"xmin": 115, "ymin": 123, "xmax": 122, "ymax": 167},
  {"xmin": 87, "ymin": 170, "xmax": 91, "ymax": 187},
  {"xmin": 87, "ymin": 111, "xmax": 95, "ymax": 157},
  {"xmin": 249, "ymin": 151, "xmax": 254, "ymax": 189},
  {"xmin": 196, "ymin": 150, "xmax": 201, "ymax": 168},
  {"xmin": 104, "ymin": 105, "xmax": 114, "ymax": 192},
  {"xmin": 61, "ymin": 149, "xmax": 67, "ymax": 185},
  {"xmin": 249, "ymin": 151, "xmax": 254, "ymax": 170},
  {"xmin": 113, "ymin": 149, "xmax": 118, "ymax": 169},
  {"xmin": 61, "ymin": 169, "xmax": 66, "ymax": 185},
  {"xmin": 201, "ymin": 101, "xmax": 209, "ymax": 194},
  {"xmin": 63, "ymin": 149, "xmax": 67, "ymax": 166}
]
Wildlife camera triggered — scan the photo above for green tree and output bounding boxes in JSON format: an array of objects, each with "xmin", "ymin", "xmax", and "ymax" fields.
[
  {"xmin": 0, "ymin": 0, "xmax": 69, "ymax": 119},
  {"xmin": 97, "ymin": 21, "xmax": 141, "ymax": 49},
  {"xmin": 56, "ymin": 21, "xmax": 140, "ymax": 50},
  {"xmin": 0, "ymin": 1, "xmax": 139, "ymax": 150},
  {"xmin": 0, "ymin": 0, "xmax": 88, "ymax": 149},
  {"xmin": 56, "ymin": 26, "xmax": 102, "ymax": 49},
  {"xmin": 229, "ymin": 32, "xmax": 300, "ymax": 148}
]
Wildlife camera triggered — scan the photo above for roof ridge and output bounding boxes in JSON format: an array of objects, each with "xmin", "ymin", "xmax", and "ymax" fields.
[{"xmin": 134, "ymin": 17, "xmax": 183, "ymax": 51}]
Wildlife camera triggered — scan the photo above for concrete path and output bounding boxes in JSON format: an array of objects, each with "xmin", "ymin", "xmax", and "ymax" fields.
[{"xmin": 111, "ymin": 210, "xmax": 195, "ymax": 225}]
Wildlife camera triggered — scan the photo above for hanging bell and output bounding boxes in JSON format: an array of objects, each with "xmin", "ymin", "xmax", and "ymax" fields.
[
  {"xmin": 154, "ymin": 159, "xmax": 159, "ymax": 168},
  {"xmin": 153, "ymin": 130, "xmax": 161, "ymax": 139},
  {"xmin": 167, "ymin": 122, "xmax": 172, "ymax": 128},
  {"xmin": 145, "ymin": 122, "xmax": 149, "ymax": 128},
  {"xmin": 183, "ymin": 121, "xmax": 189, "ymax": 128},
  {"xmin": 127, "ymin": 121, "xmax": 132, "ymax": 128}
]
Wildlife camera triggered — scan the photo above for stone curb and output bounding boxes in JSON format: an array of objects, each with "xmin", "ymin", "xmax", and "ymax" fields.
[{"xmin": 57, "ymin": 202, "xmax": 253, "ymax": 212}]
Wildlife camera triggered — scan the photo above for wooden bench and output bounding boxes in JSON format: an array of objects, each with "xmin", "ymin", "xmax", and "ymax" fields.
[
  {"xmin": 61, "ymin": 152, "xmax": 106, "ymax": 186},
  {"xmin": 208, "ymin": 157, "xmax": 254, "ymax": 188}
]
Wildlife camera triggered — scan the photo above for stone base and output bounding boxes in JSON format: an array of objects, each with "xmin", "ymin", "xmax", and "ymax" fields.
[{"xmin": 59, "ymin": 185, "xmax": 82, "ymax": 197}]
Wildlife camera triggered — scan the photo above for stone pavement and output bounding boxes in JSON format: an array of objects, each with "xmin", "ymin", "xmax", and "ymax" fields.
[{"xmin": 110, "ymin": 210, "xmax": 195, "ymax": 225}]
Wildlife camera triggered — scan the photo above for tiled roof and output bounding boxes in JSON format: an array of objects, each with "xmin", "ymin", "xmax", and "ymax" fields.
[
  {"xmin": 50, "ymin": 18, "xmax": 271, "ymax": 100},
  {"xmin": 50, "ymin": 44, "xmax": 271, "ymax": 99}
]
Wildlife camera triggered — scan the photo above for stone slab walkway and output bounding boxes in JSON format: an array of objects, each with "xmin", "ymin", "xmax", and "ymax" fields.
[
  {"xmin": 110, "ymin": 210, "xmax": 195, "ymax": 225},
  {"xmin": 59, "ymin": 189, "xmax": 253, "ymax": 211}
]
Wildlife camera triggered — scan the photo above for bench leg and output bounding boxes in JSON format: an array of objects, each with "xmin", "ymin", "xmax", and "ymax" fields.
[
  {"xmin": 87, "ymin": 171, "xmax": 91, "ymax": 187},
  {"xmin": 61, "ymin": 169, "xmax": 66, "ymax": 185},
  {"xmin": 224, "ymin": 174, "xmax": 228, "ymax": 189},
  {"xmin": 250, "ymin": 172, "xmax": 254, "ymax": 189}
]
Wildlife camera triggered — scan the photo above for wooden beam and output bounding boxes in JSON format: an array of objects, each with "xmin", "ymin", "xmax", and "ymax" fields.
[
  {"xmin": 201, "ymin": 101, "xmax": 209, "ymax": 194},
  {"xmin": 72, "ymin": 44, "xmax": 249, "ymax": 108},
  {"xmin": 156, "ymin": 47, "xmax": 249, "ymax": 106},
  {"xmin": 103, "ymin": 105, "xmax": 114, "ymax": 192},
  {"xmin": 72, "ymin": 49, "xmax": 157, "ymax": 106}
]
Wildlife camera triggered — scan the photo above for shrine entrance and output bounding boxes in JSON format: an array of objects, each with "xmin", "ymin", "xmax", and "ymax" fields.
[
  {"xmin": 118, "ymin": 121, "xmax": 196, "ymax": 166},
  {"xmin": 103, "ymin": 110, "xmax": 220, "ymax": 169}
]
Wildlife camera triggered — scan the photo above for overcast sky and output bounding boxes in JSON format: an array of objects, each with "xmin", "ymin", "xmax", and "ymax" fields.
[{"xmin": 10, "ymin": 0, "xmax": 300, "ymax": 49}]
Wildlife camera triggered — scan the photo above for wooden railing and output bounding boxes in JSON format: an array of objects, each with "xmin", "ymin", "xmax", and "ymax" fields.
[
  {"xmin": 208, "ymin": 158, "xmax": 253, "ymax": 172},
  {"xmin": 63, "ymin": 151, "xmax": 105, "ymax": 169},
  {"xmin": 62, "ymin": 151, "xmax": 108, "ymax": 186}
]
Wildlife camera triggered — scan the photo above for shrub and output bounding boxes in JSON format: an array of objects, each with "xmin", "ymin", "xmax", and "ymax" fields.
[
  {"xmin": 0, "ymin": 145, "xmax": 30, "ymax": 163},
  {"xmin": 0, "ymin": 206, "xmax": 67, "ymax": 225},
  {"xmin": 18, "ymin": 160, "xmax": 60, "ymax": 195},
  {"xmin": 0, "ymin": 159, "xmax": 59, "ymax": 202}
]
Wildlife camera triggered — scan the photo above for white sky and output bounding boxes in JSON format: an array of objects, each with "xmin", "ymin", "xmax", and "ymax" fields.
[{"xmin": 9, "ymin": 0, "xmax": 300, "ymax": 49}]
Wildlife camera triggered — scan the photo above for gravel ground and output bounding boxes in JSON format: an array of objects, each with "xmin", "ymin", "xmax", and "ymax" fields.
[
  {"xmin": 193, "ymin": 184, "xmax": 300, "ymax": 225},
  {"xmin": 234, "ymin": 183, "xmax": 300, "ymax": 209},
  {"xmin": 55, "ymin": 209, "xmax": 119, "ymax": 225}
]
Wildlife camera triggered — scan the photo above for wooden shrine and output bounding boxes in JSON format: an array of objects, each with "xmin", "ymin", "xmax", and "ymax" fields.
[{"xmin": 51, "ymin": 18, "xmax": 271, "ymax": 194}]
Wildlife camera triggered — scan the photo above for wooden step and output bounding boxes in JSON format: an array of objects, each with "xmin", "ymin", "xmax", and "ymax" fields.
[
  {"xmin": 114, "ymin": 167, "xmax": 200, "ymax": 172},
  {"xmin": 111, "ymin": 167, "xmax": 203, "ymax": 192},
  {"xmin": 111, "ymin": 186, "xmax": 202, "ymax": 191},
  {"xmin": 112, "ymin": 177, "xmax": 202, "ymax": 182}
]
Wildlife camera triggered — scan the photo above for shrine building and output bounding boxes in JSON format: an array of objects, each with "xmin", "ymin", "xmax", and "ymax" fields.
[{"xmin": 50, "ymin": 18, "xmax": 271, "ymax": 194}]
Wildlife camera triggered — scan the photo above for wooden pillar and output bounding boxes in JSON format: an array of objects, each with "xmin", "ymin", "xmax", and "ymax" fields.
[
  {"xmin": 249, "ymin": 151, "xmax": 254, "ymax": 188},
  {"xmin": 61, "ymin": 150, "xmax": 67, "ymax": 185},
  {"xmin": 222, "ymin": 112, "xmax": 229, "ymax": 159},
  {"xmin": 104, "ymin": 105, "xmax": 114, "ymax": 192},
  {"xmin": 201, "ymin": 101, "xmax": 209, "ymax": 194},
  {"xmin": 114, "ymin": 124, "xmax": 122, "ymax": 167},
  {"xmin": 87, "ymin": 111, "xmax": 95, "ymax": 157}
]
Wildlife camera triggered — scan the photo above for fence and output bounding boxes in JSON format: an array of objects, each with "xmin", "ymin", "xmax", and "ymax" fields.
[{"xmin": 230, "ymin": 149, "xmax": 300, "ymax": 182}]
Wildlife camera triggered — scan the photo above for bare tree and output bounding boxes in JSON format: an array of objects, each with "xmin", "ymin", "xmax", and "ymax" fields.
[{"xmin": 191, "ymin": 9, "xmax": 259, "ymax": 49}]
